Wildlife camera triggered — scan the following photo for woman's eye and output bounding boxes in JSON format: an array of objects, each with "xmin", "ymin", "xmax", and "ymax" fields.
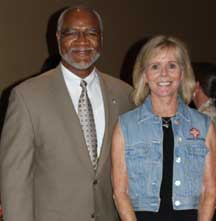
[
  {"xmin": 151, "ymin": 64, "xmax": 160, "ymax": 70},
  {"xmin": 168, "ymin": 63, "xmax": 178, "ymax": 69}
]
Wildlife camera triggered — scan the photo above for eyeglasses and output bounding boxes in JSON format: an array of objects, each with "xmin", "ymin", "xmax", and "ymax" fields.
[
  {"xmin": 145, "ymin": 61, "xmax": 181, "ymax": 74},
  {"xmin": 60, "ymin": 28, "xmax": 100, "ymax": 40}
]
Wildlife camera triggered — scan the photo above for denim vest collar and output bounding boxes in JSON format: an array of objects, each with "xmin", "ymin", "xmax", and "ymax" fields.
[{"xmin": 137, "ymin": 95, "xmax": 191, "ymax": 124}]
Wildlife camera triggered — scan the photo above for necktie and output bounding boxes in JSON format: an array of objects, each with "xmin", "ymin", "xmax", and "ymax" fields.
[{"xmin": 78, "ymin": 80, "xmax": 98, "ymax": 170}]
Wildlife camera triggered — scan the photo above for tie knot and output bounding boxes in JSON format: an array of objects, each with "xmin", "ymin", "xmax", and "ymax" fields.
[{"xmin": 80, "ymin": 80, "xmax": 87, "ymax": 89}]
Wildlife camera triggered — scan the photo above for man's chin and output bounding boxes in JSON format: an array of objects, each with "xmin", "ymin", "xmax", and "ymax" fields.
[
  {"xmin": 64, "ymin": 54, "xmax": 100, "ymax": 70},
  {"xmin": 70, "ymin": 62, "xmax": 94, "ymax": 70}
]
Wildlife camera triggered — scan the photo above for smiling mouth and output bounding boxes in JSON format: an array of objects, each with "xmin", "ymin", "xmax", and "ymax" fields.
[
  {"xmin": 71, "ymin": 48, "xmax": 95, "ymax": 53},
  {"xmin": 69, "ymin": 49, "xmax": 96, "ymax": 58},
  {"xmin": 157, "ymin": 81, "xmax": 172, "ymax": 86}
]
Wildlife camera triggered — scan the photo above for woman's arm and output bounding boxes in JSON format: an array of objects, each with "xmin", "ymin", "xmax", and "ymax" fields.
[
  {"xmin": 111, "ymin": 122, "xmax": 137, "ymax": 221},
  {"xmin": 198, "ymin": 121, "xmax": 216, "ymax": 221}
]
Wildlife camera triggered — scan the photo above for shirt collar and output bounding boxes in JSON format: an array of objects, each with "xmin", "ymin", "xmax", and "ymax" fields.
[{"xmin": 60, "ymin": 62, "xmax": 97, "ymax": 87}]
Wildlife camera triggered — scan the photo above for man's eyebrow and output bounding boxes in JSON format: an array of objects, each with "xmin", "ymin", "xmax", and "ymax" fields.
[
  {"xmin": 61, "ymin": 27, "xmax": 76, "ymax": 32},
  {"xmin": 62, "ymin": 27, "xmax": 99, "ymax": 32}
]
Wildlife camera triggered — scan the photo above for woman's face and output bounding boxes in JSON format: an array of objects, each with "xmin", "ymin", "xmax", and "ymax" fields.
[{"xmin": 144, "ymin": 47, "xmax": 183, "ymax": 99}]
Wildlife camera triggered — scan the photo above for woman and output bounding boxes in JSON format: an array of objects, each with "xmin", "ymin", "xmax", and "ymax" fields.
[
  {"xmin": 192, "ymin": 62, "xmax": 216, "ymax": 125},
  {"xmin": 111, "ymin": 35, "xmax": 216, "ymax": 221}
]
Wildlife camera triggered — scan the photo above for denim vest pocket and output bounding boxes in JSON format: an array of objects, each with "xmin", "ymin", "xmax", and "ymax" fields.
[
  {"xmin": 181, "ymin": 141, "xmax": 208, "ymax": 196},
  {"xmin": 125, "ymin": 143, "xmax": 161, "ymax": 202},
  {"xmin": 185, "ymin": 142, "xmax": 208, "ymax": 173}
]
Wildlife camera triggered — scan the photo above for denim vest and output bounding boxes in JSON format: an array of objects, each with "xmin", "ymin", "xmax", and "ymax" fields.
[{"xmin": 119, "ymin": 96, "xmax": 210, "ymax": 212}]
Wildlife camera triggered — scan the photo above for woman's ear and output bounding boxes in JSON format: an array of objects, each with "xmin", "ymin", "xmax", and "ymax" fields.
[
  {"xmin": 143, "ymin": 71, "xmax": 148, "ymax": 83},
  {"xmin": 180, "ymin": 70, "xmax": 184, "ymax": 81}
]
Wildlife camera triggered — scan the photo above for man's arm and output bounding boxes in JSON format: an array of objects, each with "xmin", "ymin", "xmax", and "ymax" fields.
[
  {"xmin": 198, "ymin": 122, "xmax": 216, "ymax": 221},
  {"xmin": 111, "ymin": 122, "xmax": 137, "ymax": 221},
  {"xmin": 0, "ymin": 88, "xmax": 35, "ymax": 221}
]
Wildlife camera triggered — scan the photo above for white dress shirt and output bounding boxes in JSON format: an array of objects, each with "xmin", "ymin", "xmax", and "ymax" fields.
[{"xmin": 61, "ymin": 63, "xmax": 105, "ymax": 156}]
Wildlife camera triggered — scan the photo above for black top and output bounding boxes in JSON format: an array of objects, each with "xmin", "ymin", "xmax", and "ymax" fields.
[{"xmin": 135, "ymin": 118, "xmax": 197, "ymax": 221}]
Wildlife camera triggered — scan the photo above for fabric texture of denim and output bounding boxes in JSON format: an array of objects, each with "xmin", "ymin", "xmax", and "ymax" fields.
[{"xmin": 119, "ymin": 96, "xmax": 211, "ymax": 212}]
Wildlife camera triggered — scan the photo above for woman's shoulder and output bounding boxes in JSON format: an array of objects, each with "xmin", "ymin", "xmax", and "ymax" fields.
[
  {"xmin": 119, "ymin": 106, "xmax": 144, "ymax": 132},
  {"xmin": 120, "ymin": 105, "xmax": 142, "ymax": 120},
  {"xmin": 186, "ymin": 106, "xmax": 212, "ymax": 133}
]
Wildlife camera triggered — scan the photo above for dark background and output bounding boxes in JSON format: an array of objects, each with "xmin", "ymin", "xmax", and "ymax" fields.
[{"xmin": 0, "ymin": 0, "xmax": 216, "ymax": 94}]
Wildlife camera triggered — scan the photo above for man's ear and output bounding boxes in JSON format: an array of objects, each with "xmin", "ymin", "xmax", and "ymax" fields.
[{"xmin": 56, "ymin": 32, "xmax": 60, "ymax": 41}]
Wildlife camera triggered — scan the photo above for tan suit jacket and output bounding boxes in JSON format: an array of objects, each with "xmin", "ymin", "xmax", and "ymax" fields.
[{"xmin": 0, "ymin": 66, "xmax": 133, "ymax": 221}]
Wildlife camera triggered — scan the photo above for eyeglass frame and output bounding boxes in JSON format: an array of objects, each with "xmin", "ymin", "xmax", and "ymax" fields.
[{"xmin": 60, "ymin": 28, "xmax": 101, "ymax": 41}]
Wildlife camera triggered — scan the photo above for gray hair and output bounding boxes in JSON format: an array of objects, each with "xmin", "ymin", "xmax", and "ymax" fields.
[{"xmin": 57, "ymin": 6, "xmax": 103, "ymax": 34}]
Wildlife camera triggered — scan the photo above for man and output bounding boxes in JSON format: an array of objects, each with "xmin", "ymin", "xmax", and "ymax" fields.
[{"xmin": 0, "ymin": 6, "xmax": 132, "ymax": 221}]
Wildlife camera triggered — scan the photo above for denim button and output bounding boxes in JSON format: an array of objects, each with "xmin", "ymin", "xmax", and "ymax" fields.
[
  {"xmin": 175, "ymin": 200, "xmax": 181, "ymax": 206},
  {"xmin": 176, "ymin": 157, "xmax": 181, "ymax": 163},
  {"xmin": 174, "ymin": 120, "xmax": 180, "ymax": 125},
  {"xmin": 178, "ymin": 137, "xmax": 182, "ymax": 142},
  {"xmin": 175, "ymin": 180, "xmax": 181, "ymax": 186}
]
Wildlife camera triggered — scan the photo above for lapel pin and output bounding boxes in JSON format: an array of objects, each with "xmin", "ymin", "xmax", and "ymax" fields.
[{"xmin": 112, "ymin": 98, "xmax": 117, "ymax": 104}]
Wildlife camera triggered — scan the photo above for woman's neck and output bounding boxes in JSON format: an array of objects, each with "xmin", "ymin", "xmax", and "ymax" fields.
[{"xmin": 151, "ymin": 95, "xmax": 178, "ymax": 117}]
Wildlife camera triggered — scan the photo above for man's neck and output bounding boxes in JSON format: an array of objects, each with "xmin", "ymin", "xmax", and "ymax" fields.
[{"xmin": 61, "ymin": 61, "xmax": 95, "ymax": 78}]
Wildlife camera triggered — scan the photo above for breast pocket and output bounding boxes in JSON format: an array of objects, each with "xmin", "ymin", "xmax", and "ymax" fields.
[
  {"xmin": 125, "ymin": 143, "xmax": 161, "ymax": 199},
  {"xmin": 125, "ymin": 142, "xmax": 161, "ymax": 177},
  {"xmin": 185, "ymin": 142, "xmax": 208, "ymax": 174},
  {"xmin": 182, "ymin": 141, "xmax": 208, "ymax": 195}
]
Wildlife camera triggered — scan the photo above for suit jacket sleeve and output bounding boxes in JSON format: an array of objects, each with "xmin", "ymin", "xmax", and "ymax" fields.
[{"xmin": 0, "ymin": 88, "xmax": 35, "ymax": 221}]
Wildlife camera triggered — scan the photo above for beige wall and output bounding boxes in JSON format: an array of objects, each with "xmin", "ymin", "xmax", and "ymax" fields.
[{"xmin": 0, "ymin": 0, "xmax": 216, "ymax": 94}]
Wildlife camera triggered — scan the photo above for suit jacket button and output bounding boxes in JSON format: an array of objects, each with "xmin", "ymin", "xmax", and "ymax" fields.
[
  {"xmin": 93, "ymin": 179, "xmax": 98, "ymax": 185},
  {"xmin": 91, "ymin": 213, "xmax": 95, "ymax": 218}
]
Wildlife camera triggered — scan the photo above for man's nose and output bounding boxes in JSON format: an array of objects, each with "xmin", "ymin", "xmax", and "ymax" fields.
[{"xmin": 77, "ymin": 31, "xmax": 87, "ymax": 42}]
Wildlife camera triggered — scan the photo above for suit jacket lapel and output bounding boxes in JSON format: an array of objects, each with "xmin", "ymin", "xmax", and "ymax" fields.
[
  {"xmin": 50, "ymin": 66, "xmax": 95, "ymax": 177},
  {"xmin": 49, "ymin": 66, "xmax": 118, "ymax": 176},
  {"xmin": 96, "ymin": 71, "xmax": 118, "ymax": 176}
]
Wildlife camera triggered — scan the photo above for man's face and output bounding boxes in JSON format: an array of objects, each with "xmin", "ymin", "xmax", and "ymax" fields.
[{"xmin": 57, "ymin": 9, "xmax": 101, "ymax": 75}]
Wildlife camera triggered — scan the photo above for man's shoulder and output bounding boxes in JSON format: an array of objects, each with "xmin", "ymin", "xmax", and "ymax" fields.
[
  {"xmin": 15, "ymin": 67, "xmax": 59, "ymax": 94},
  {"xmin": 98, "ymin": 71, "xmax": 134, "ymax": 111},
  {"xmin": 98, "ymin": 71, "xmax": 132, "ymax": 92}
]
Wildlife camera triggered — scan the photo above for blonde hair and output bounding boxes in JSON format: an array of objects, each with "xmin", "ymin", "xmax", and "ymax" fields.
[{"xmin": 132, "ymin": 35, "xmax": 195, "ymax": 105}]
